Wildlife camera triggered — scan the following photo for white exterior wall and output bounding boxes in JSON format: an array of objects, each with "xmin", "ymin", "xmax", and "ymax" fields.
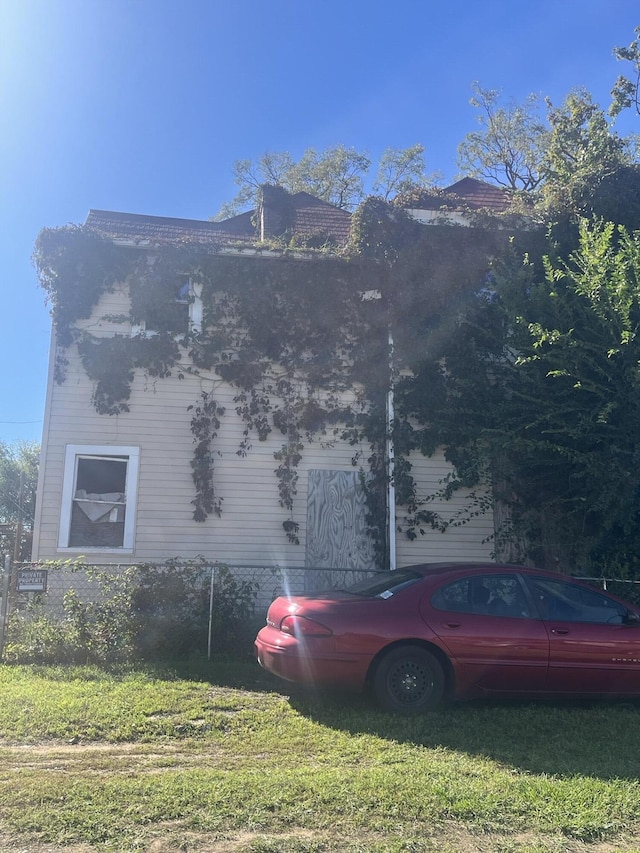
[
  {"xmin": 406, "ymin": 209, "xmax": 472, "ymax": 227},
  {"xmin": 33, "ymin": 282, "xmax": 496, "ymax": 568},
  {"xmin": 395, "ymin": 450, "xmax": 494, "ymax": 566}
]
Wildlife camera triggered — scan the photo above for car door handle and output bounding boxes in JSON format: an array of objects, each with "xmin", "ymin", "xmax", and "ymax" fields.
[
  {"xmin": 443, "ymin": 622, "xmax": 461, "ymax": 629},
  {"xmin": 551, "ymin": 628, "xmax": 570, "ymax": 635}
]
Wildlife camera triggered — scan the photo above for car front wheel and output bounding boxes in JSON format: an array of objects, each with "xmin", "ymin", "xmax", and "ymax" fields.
[{"xmin": 373, "ymin": 645, "xmax": 445, "ymax": 713}]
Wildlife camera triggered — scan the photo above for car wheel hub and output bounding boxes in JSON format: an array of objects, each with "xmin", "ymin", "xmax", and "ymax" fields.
[
  {"xmin": 400, "ymin": 673, "xmax": 419, "ymax": 692},
  {"xmin": 391, "ymin": 662, "xmax": 431, "ymax": 703}
]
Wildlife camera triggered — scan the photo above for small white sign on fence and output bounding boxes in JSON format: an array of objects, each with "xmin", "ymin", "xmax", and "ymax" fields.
[{"xmin": 17, "ymin": 569, "xmax": 48, "ymax": 593}]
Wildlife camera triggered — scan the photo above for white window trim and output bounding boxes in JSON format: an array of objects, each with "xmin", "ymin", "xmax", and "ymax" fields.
[
  {"xmin": 190, "ymin": 281, "xmax": 203, "ymax": 331},
  {"xmin": 58, "ymin": 444, "xmax": 140, "ymax": 553}
]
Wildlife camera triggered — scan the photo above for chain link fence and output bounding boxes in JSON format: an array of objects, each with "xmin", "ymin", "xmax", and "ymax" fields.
[
  {"xmin": 0, "ymin": 557, "xmax": 381, "ymax": 663},
  {"xmin": 7, "ymin": 560, "xmax": 379, "ymax": 610},
  {"xmin": 4, "ymin": 560, "xmax": 635, "ymax": 612},
  {"xmin": 4, "ymin": 558, "xmax": 640, "ymax": 664}
]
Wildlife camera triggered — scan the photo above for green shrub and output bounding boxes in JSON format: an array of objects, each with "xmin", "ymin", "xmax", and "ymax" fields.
[
  {"xmin": 4, "ymin": 560, "xmax": 258, "ymax": 665},
  {"xmin": 131, "ymin": 559, "xmax": 258, "ymax": 658},
  {"xmin": 3, "ymin": 608, "xmax": 85, "ymax": 664}
]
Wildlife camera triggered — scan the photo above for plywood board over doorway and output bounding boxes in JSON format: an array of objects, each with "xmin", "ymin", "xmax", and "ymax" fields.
[{"xmin": 305, "ymin": 469, "xmax": 377, "ymax": 591}]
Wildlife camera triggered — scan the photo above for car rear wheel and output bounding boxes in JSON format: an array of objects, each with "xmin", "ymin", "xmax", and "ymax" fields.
[{"xmin": 373, "ymin": 645, "xmax": 445, "ymax": 713}]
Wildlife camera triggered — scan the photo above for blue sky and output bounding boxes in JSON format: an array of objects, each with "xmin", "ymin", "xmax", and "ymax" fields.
[{"xmin": 1, "ymin": 0, "xmax": 639, "ymax": 446}]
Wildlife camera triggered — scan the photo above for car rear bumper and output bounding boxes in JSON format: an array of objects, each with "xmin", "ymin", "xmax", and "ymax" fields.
[{"xmin": 255, "ymin": 626, "xmax": 369, "ymax": 690}]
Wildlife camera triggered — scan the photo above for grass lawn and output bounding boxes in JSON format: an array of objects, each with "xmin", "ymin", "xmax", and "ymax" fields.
[{"xmin": 1, "ymin": 656, "xmax": 640, "ymax": 852}]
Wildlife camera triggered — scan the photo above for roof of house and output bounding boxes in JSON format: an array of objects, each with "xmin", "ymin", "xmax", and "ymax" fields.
[
  {"xmin": 220, "ymin": 190, "xmax": 353, "ymax": 246},
  {"xmin": 277, "ymin": 191, "xmax": 352, "ymax": 244},
  {"xmin": 85, "ymin": 209, "xmax": 243, "ymax": 244},
  {"xmin": 85, "ymin": 189, "xmax": 353, "ymax": 248},
  {"xmin": 411, "ymin": 177, "xmax": 513, "ymax": 213},
  {"xmin": 84, "ymin": 178, "xmax": 510, "ymax": 249}
]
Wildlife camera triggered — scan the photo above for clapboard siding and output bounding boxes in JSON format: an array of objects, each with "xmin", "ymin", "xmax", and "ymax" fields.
[
  {"xmin": 34, "ymin": 334, "xmax": 368, "ymax": 564},
  {"xmin": 33, "ymin": 285, "xmax": 496, "ymax": 567},
  {"xmin": 395, "ymin": 448, "xmax": 494, "ymax": 566}
]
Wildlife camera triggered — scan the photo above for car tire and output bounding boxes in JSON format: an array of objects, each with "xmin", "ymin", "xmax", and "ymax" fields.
[{"xmin": 373, "ymin": 645, "xmax": 445, "ymax": 713}]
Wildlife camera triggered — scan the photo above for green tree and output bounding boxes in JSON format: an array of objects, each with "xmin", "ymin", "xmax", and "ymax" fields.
[
  {"xmin": 610, "ymin": 25, "xmax": 640, "ymax": 118},
  {"xmin": 0, "ymin": 441, "xmax": 39, "ymax": 561},
  {"xmin": 400, "ymin": 220, "xmax": 640, "ymax": 573},
  {"xmin": 215, "ymin": 144, "xmax": 434, "ymax": 218},
  {"xmin": 457, "ymin": 84, "xmax": 636, "ymax": 213},
  {"xmin": 215, "ymin": 151, "xmax": 296, "ymax": 219},
  {"xmin": 457, "ymin": 83, "xmax": 548, "ymax": 191},
  {"xmin": 373, "ymin": 144, "xmax": 437, "ymax": 200},
  {"xmin": 542, "ymin": 88, "xmax": 631, "ymax": 214}
]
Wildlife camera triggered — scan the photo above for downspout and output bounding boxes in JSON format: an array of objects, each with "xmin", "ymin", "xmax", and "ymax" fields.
[
  {"xmin": 361, "ymin": 289, "xmax": 396, "ymax": 570},
  {"xmin": 386, "ymin": 328, "xmax": 396, "ymax": 570}
]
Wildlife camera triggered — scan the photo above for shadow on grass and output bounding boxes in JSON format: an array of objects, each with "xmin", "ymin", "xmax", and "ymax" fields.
[
  {"xmin": 94, "ymin": 653, "xmax": 640, "ymax": 781},
  {"xmin": 290, "ymin": 690, "xmax": 640, "ymax": 781}
]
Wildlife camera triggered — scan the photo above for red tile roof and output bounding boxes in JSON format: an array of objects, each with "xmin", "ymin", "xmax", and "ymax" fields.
[
  {"xmin": 84, "ymin": 179, "xmax": 507, "ymax": 249},
  {"xmin": 211, "ymin": 209, "xmax": 256, "ymax": 238},
  {"xmin": 85, "ymin": 190, "xmax": 352, "ymax": 248},
  {"xmin": 283, "ymin": 192, "xmax": 352, "ymax": 245},
  {"xmin": 85, "ymin": 209, "xmax": 239, "ymax": 244},
  {"xmin": 410, "ymin": 178, "xmax": 512, "ymax": 213}
]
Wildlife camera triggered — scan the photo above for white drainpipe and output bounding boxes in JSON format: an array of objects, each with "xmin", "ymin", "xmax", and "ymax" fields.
[
  {"xmin": 386, "ymin": 328, "xmax": 396, "ymax": 570},
  {"xmin": 361, "ymin": 290, "xmax": 396, "ymax": 570}
]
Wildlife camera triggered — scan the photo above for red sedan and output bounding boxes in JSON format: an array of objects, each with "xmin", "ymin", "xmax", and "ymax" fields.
[{"xmin": 255, "ymin": 563, "xmax": 640, "ymax": 712}]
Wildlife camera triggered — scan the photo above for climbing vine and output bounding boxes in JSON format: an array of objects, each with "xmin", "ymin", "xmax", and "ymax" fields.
[
  {"xmin": 33, "ymin": 227, "xmax": 135, "ymax": 347},
  {"xmin": 188, "ymin": 391, "xmax": 226, "ymax": 521},
  {"xmin": 77, "ymin": 333, "xmax": 181, "ymax": 415},
  {"xmin": 33, "ymin": 197, "xmax": 515, "ymax": 559}
]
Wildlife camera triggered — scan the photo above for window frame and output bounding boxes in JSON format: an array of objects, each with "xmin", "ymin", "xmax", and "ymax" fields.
[
  {"xmin": 58, "ymin": 444, "xmax": 140, "ymax": 553},
  {"xmin": 131, "ymin": 276, "xmax": 202, "ymax": 336}
]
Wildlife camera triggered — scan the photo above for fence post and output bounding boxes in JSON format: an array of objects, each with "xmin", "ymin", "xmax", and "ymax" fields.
[{"xmin": 0, "ymin": 554, "xmax": 13, "ymax": 662}]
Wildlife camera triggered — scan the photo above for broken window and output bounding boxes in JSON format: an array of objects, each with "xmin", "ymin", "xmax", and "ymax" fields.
[
  {"xmin": 141, "ymin": 275, "xmax": 191, "ymax": 334},
  {"xmin": 59, "ymin": 446, "xmax": 139, "ymax": 551}
]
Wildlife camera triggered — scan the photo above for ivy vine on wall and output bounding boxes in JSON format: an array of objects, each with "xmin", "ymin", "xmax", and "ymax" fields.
[
  {"xmin": 188, "ymin": 391, "xmax": 226, "ymax": 522},
  {"xmin": 33, "ymin": 198, "xmax": 515, "ymax": 560}
]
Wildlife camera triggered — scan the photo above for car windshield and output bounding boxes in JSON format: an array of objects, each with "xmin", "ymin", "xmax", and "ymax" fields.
[{"xmin": 339, "ymin": 570, "xmax": 423, "ymax": 598}]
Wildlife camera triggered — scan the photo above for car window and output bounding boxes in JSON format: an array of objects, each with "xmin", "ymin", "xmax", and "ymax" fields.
[
  {"xmin": 341, "ymin": 570, "xmax": 423, "ymax": 598},
  {"xmin": 525, "ymin": 577, "xmax": 627, "ymax": 624},
  {"xmin": 431, "ymin": 574, "xmax": 533, "ymax": 618}
]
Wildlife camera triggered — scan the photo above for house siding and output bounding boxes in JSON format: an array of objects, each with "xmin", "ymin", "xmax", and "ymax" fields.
[
  {"xmin": 33, "ymin": 253, "xmax": 495, "ymax": 569},
  {"xmin": 396, "ymin": 449, "xmax": 494, "ymax": 565},
  {"xmin": 33, "ymin": 336, "xmax": 495, "ymax": 566}
]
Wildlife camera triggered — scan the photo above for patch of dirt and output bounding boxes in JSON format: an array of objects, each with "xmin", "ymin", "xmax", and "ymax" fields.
[
  {"xmin": 0, "ymin": 837, "xmax": 99, "ymax": 853},
  {"xmin": 0, "ymin": 741, "xmax": 228, "ymax": 775},
  {"xmin": 1, "ymin": 826, "xmax": 640, "ymax": 853}
]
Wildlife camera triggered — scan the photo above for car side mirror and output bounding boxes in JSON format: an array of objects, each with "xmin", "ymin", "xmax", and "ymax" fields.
[{"xmin": 624, "ymin": 611, "xmax": 640, "ymax": 625}]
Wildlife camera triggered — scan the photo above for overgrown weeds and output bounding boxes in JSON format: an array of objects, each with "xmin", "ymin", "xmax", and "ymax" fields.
[{"xmin": 4, "ymin": 559, "xmax": 259, "ymax": 665}]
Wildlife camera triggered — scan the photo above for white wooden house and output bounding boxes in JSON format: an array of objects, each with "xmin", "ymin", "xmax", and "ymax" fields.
[{"xmin": 31, "ymin": 181, "xmax": 510, "ymax": 572}]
